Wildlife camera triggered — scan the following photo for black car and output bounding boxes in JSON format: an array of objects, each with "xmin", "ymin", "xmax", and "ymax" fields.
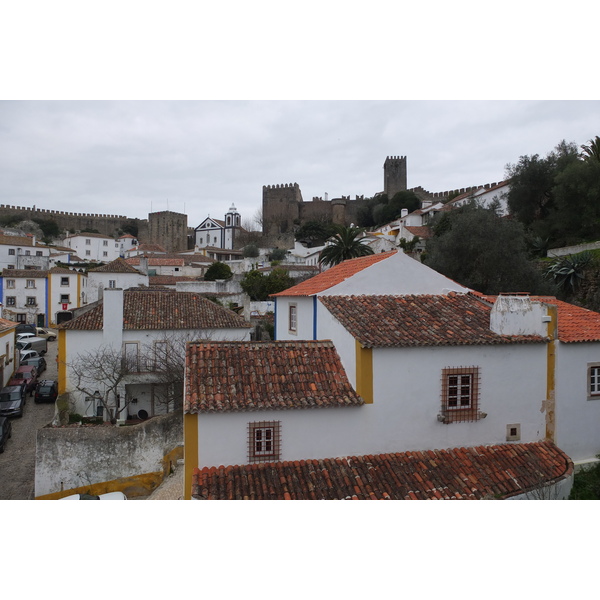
[
  {"xmin": 35, "ymin": 380, "xmax": 58, "ymax": 404},
  {"xmin": 0, "ymin": 416, "xmax": 12, "ymax": 452},
  {"xmin": 16, "ymin": 323, "xmax": 36, "ymax": 335},
  {"xmin": 0, "ymin": 385, "xmax": 27, "ymax": 418}
]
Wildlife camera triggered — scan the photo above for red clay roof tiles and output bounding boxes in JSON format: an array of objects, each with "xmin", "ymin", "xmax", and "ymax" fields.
[
  {"xmin": 270, "ymin": 251, "xmax": 397, "ymax": 297},
  {"xmin": 60, "ymin": 290, "xmax": 251, "ymax": 331},
  {"xmin": 320, "ymin": 293, "xmax": 546, "ymax": 347},
  {"xmin": 89, "ymin": 257, "xmax": 143, "ymax": 274},
  {"xmin": 185, "ymin": 340, "xmax": 364, "ymax": 413},
  {"xmin": 192, "ymin": 441, "xmax": 572, "ymax": 500}
]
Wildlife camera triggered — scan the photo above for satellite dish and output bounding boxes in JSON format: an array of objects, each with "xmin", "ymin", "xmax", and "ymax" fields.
[{"xmin": 138, "ymin": 409, "xmax": 149, "ymax": 420}]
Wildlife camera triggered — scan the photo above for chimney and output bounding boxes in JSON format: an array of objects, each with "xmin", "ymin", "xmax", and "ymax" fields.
[
  {"xmin": 102, "ymin": 288, "xmax": 124, "ymax": 347},
  {"xmin": 139, "ymin": 256, "xmax": 149, "ymax": 275}
]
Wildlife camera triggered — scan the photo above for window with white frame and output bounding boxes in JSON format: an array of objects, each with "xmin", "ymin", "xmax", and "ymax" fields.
[
  {"xmin": 103, "ymin": 251, "xmax": 108, "ymax": 257},
  {"xmin": 25, "ymin": 250, "xmax": 30, "ymax": 256},
  {"xmin": 8, "ymin": 248, "xmax": 15, "ymax": 255},
  {"xmin": 6, "ymin": 280, "xmax": 15, "ymax": 289},
  {"xmin": 85, "ymin": 250, "xmax": 91, "ymax": 256},
  {"xmin": 36, "ymin": 251, "xmax": 43, "ymax": 256},
  {"xmin": 288, "ymin": 304, "xmax": 297, "ymax": 333},
  {"xmin": 103, "ymin": 240, "xmax": 108, "ymax": 246},
  {"xmin": 60, "ymin": 294, "xmax": 70, "ymax": 304},
  {"xmin": 108, "ymin": 280, "xmax": 116, "ymax": 288},
  {"xmin": 26, "ymin": 280, "xmax": 35, "ymax": 288},
  {"xmin": 16, "ymin": 314, "xmax": 26, "ymax": 323},
  {"xmin": 26, "ymin": 296, "xmax": 36, "ymax": 306},
  {"xmin": 61, "ymin": 277, "xmax": 69, "ymax": 286},
  {"xmin": 440, "ymin": 366, "xmax": 481, "ymax": 423},
  {"xmin": 248, "ymin": 421, "xmax": 281, "ymax": 463},
  {"xmin": 85, "ymin": 239, "xmax": 91, "ymax": 245},
  {"xmin": 588, "ymin": 363, "xmax": 600, "ymax": 398},
  {"xmin": 6, "ymin": 296, "xmax": 15, "ymax": 306}
]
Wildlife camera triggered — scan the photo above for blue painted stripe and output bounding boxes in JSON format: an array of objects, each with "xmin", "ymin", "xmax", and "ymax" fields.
[{"xmin": 313, "ymin": 295, "xmax": 317, "ymax": 340}]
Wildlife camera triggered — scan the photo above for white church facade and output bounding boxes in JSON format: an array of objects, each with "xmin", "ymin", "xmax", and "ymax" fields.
[{"xmin": 195, "ymin": 204, "xmax": 242, "ymax": 251}]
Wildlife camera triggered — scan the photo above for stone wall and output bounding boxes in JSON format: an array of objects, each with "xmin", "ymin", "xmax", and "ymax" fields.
[{"xmin": 35, "ymin": 410, "xmax": 183, "ymax": 498}]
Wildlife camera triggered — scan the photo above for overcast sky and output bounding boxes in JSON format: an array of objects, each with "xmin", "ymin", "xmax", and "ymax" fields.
[{"xmin": 1, "ymin": 100, "xmax": 598, "ymax": 231}]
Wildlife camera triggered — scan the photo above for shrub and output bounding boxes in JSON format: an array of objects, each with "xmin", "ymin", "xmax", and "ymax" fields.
[{"xmin": 204, "ymin": 262, "xmax": 233, "ymax": 281}]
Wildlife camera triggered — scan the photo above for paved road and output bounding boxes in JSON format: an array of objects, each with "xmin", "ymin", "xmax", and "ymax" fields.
[{"xmin": 0, "ymin": 336, "xmax": 58, "ymax": 500}]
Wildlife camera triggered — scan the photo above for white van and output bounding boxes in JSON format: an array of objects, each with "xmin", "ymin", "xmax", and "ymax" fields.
[{"xmin": 16, "ymin": 336, "xmax": 47, "ymax": 356}]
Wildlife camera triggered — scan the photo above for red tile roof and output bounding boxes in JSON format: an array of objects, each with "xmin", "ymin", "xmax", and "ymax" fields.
[
  {"xmin": 126, "ymin": 257, "xmax": 185, "ymax": 267},
  {"xmin": 404, "ymin": 225, "xmax": 432, "ymax": 239},
  {"xmin": 480, "ymin": 294, "xmax": 600, "ymax": 343},
  {"xmin": 88, "ymin": 257, "xmax": 143, "ymax": 274},
  {"xmin": 319, "ymin": 293, "xmax": 546, "ymax": 348},
  {"xmin": 270, "ymin": 251, "xmax": 397, "ymax": 297},
  {"xmin": 1, "ymin": 269, "xmax": 48, "ymax": 278},
  {"xmin": 185, "ymin": 340, "xmax": 364, "ymax": 413},
  {"xmin": 60, "ymin": 290, "xmax": 251, "ymax": 331},
  {"xmin": 192, "ymin": 441, "xmax": 572, "ymax": 500},
  {"xmin": 0, "ymin": 234, "xmax": 34, "ymax": 247},
  {"xmin": 0, "ymin": 317, "xmax": 18, "ymax": 332}
]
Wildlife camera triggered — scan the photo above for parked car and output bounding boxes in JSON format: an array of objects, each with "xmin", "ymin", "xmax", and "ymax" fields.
[
  {"xmin": 17, "ymin": 332, "xmax": 36, "ymax": 342},
  {"xmin": 0, "ymin": 385, "xmax": 27, "ymax": 418},
  {"xmin": 8, "ymin": 365, "xmax": 38, "ymax": 395},
  {"xmin": 21, "ymin": 355, "xmax": 46, "ymax": 374},
  {"xmin": 19, "ymin": 349, "xmax": 39, "ymax": 364},
  {"xmin": 60, "ymin": 491, "xmax": 127, "ymax": 500},
  {"xmin": 0, "ymin": 416, "xmax": 12, "ymax": 452},
  {"xmin": 15, "ymin": 323, "xmax": 36, "ymax": 335},
  {"xmin": 35, "ymin": 328, "xmax": 57, "ymax": 341},
  {"xmin": 16, "ymin": 336, "xmax": 47, "ymax": 356},
  {"xmin": 35, "ymin": 380, "xmax": 58, "ymax": 404}
]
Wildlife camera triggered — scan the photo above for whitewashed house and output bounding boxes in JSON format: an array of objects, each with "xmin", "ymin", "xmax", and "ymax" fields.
[
  {"xmin": 271, "ymin": 250, "xmax": 468, "ymax": 340},
  {"xmin": 62, "ymin": 232, "xmax": 121, "ymax": 262},
  {"xmin": 47, "ymin": 267, "xmax": 88, "ymax": 326},
  {"xmin": 195, "ymin": 204, "xmax": 243, "ymax": 251},
  {"xmin": 58, "ymin": 288, "xmax": 252, "ymax": 422},
  {"xmin": 0, "ymin": 233, "xmax": 50, "ymax": 271},
  {"xmin": 1, "ymin": 269, "xmax": 49, "ymax": 326},
  {"xmin": 86, "ymin": 257, "xmax": 148, "ymax": 303}
]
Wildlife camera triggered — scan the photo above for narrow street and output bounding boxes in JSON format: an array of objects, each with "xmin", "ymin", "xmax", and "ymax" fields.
[{"xmin": 0, "ymin": 337, "xmax": 58, "ymax": 500}]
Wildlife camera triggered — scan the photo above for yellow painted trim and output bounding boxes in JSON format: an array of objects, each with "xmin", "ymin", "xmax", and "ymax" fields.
[
  {"xmin": 545, "ymin": 305, "xmax": 558, "ymax": 442},
  {"xmin": 183, "ymin": 412, "xmax": 199, "ymax": 500},
  {"xmin": 77, "ymin": 272, "xmax": 81, "ymax": 308},
  {"xmin": 57, "ymin": 329, "xmax": 67, "ymax": 394},
  {"xmin": 355, "ymin": 339, "xmax": 373, "ymax": 404},
  {"xmin": 48, "ymin": 273, "xmax": 53, "ymax": 326}
]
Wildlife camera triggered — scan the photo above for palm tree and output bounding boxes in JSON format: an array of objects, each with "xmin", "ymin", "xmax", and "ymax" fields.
[
  {"xmin": 318, "ymin": 225, "xmax": 374, "ymax": 267},
  {"xmin": 581, "ymin": 136, "xmax": 600, "ymax": 163}
]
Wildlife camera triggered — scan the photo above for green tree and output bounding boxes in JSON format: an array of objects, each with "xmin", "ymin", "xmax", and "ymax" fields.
[
  {"xmin": 295, "ymin": 220, "xmax": 336, "ymax": 247},
  {"xmin": 204, "ymin": 262, "xmax": 233, "ymax": 281},
  {"xmin": 243, "ymin": 243, "xmax": 260, "ymax": 258},
  {"xmin": 318, "ymin": 225, "xmax": 374, "ymax": 267},
  {"xmin": 425, "ymin": 202, "xmax": 554, "ymax": 295},
  {"xmin": 240, "ymin": 268, "xmax": 294, "ymax": 301},
  {"xmin": 581, "ymin": 136, "xmax": 600, "ymax": 163}
]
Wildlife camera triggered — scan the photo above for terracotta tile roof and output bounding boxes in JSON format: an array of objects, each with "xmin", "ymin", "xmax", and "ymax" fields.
[
  {"xmin": 126, "ymin": 257, "xmax": 185, "ymax": 267},
  {"xmin": 0, "ymin": 234, "xmax": 34, "ymax": 247},
  {"xmin": 135, "ymin": 243, "xmax": 167, "ymax": 253},
  {"xmin": 49, "ymin": 266, "xmax": 79, "ymax": 274},
  {"xmin": 88, "ymin": 257, "xmax": 143, "ymax": 274},
  {"xmin": 1, "ymin": 269, "xmax": 48, "ymax": 278},
  {"xmin": 64, "ymin": 232, "xmax": 113, "ymax": 240},
  {"xmin": 60, "ymin": 290, "xmax": 251, "ymax": 331},
  {"xmin": 404, "ymin": 225, "xmax": 432, "ymax": 239},
  {"xmin": 149, "ymin": 275, "xmax": 201, "ymax": 285},
  {"xmin": 271, "ymin": 251, "xmax": 397, "ymax": 297},
  {"xmin": 192, "ymin": 440, "xmax": 572, "ymax": 500},
  {"xmin": 480, "ymin": 294, "xmax": 600, "ymax": 344},
  {"xmin": 320, "ymin": 293, "xmax": 546, "ymax": 348},
  {"xmin": 185, "ymin": 340, "xmax": 364, "ymax": 414},
  {"xmin": 0, "ymin": 317, "xmax": 18, "ymax": 331}
]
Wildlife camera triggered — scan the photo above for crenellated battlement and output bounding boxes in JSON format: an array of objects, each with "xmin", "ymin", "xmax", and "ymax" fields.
[
  {"xmin": 262, "ymin": 183, "xmax": 300, "ymax": 191},
  {"xmin": 0, "ymin": 204, "xmax": 129, "ymax": 219}
]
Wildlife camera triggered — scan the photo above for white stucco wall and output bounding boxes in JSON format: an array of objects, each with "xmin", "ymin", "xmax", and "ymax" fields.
[
  {"xmin": 195, "ymin": 342, "xmax": 549, "ymax": 468},
  {"xmin": 490, "ymin": 296, "xmax": 550, "ymax": 337},
  {"xmin": 86, "ymin": 271, "xmax": 148, "ymax": 303},
  {"xmin": 554, "ymin": 342, "xmax": 600, "ymax": 461},
  {"xmin": 275, "ymin": 296, "xmax": 315, "ymax": 340}
]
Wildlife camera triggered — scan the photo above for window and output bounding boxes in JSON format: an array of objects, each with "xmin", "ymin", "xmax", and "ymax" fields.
[
  {"xmin": 588, "ymin": 363, "xmax": 600, "ymax": 399},
  {"xmin": 124, "ymin": 343, "xmax": 139, "ymax": 372},
  {"xmin": 103, "ymin": 251, "xmax": 108, "ymax": 257},
  {"xmin": 5, "ymin": 342, "xmax": 9, "ymax": 366},
  {"xmin": 108, "ymin": 280, "xmax": 116, "ymax": 289},
  {"xmin": 6, "ymin": 296, "xmax": 15, "ymax": 306},
  {"xmin": 103, "ymin": 240, "xmax": 108, "ymax": 246},
  {"xmin": 26, "ymin": 280, "xmax": 35, "ymax": 288},
  {"xmin": 289, "ymin": 304, "xmax": 297, "ymax": 333},
  {"xmin": 85, "ymin": 239, "xmax": 91, "ymax": 245},
  {"xmin": 8, "ymin": 248, "xmax": 15, "ymax": 255},
  {"xmin": 248, "ymin": 421, "xmax": 281, "ymax": 463},
  {"xmin": 61, "ymin": 277, "xmax": 69, "ymax": 286},
  {"xmin": 60, "ymin": 294, "xmax": 70, "ymax": 304},
  {"xmin": 6, "ymin": 279, "xmax": 14, "ymax": 289},
  {"xmin": 36, "ymin": 251, "xmax": 42, "ymax": 256},
  {"xmin": 440, "ymin": 367, "xmax": 481, "ymax": 423},
  {"xmin": 25, "ymin": 250, "xmax": 30, "ymax": 256},
  {"xmin": 85, "ymin": 250, "xmax": 91, "ymax": 256},
  {"xmin": 7, "ymin": 265, "xmax": 14, "ymax": 269},
  {"xmin": 16, "ymin": 314, "xmax": 26, "ymax": 323},
  {"xmin": 26, "ymin": 297, "xmax": 36, "ymax": 306}
]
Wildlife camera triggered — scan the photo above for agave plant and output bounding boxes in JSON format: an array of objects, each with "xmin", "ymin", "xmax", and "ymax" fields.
[{"xmin": 544, "ymin": 251, "xmax": 592, "ymax": 292}]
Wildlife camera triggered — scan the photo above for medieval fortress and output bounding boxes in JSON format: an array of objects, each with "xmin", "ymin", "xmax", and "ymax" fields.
[{"xmin": 0, "ymin": 157, "xmax": 497, "ymax": 252}]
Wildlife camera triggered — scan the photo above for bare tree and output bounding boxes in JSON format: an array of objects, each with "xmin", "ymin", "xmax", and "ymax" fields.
[{"xmin": 67, "ymin": 345, "xmax": 137, "ymax": 424}]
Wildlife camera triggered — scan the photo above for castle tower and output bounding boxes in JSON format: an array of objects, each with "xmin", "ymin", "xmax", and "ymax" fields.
[
  {"xmin": 148, "ymin": 210, "xmax": 188, "ymax": 253},
  {"xmin": 384, "ymin": 156, "xmax": 407, "ymax": 198}
]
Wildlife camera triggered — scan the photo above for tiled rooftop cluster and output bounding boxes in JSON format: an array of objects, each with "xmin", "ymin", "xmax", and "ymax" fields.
[
  {"xmin": 185, "ymin": 340, "xmax": 364, "ymax": 413},
  {"xmin": 271, "ymin": 251, "xmax": 396, "ymax": 297},
  {"xmin": 60, "ymin": 290, "xmax": 251, "ymax": 331},
  {"xmin": 88, "ymin": 257, "xmax": 142, "ymax": 274},
  {"xmin": 320, "ymin": 293, "xmax": 546, "ymax": 348},
  {"xmin": 192, "ymin": 441, "xmax": 572, "ymax": 500}
]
